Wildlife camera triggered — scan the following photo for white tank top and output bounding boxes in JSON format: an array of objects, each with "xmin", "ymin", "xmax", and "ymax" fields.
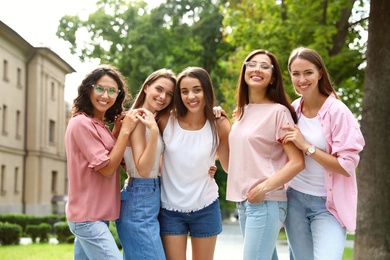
[
  {"xmin": 161, "ymin": 116, "xmax": 219, "ymax": 212},
  {"xmin": 123, "ymin": 128, "xmax": 164, "ymax": 179}
]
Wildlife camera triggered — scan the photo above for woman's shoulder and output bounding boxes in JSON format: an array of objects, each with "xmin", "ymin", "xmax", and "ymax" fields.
[
  {"xmin": 216, "ymin": 115, "xmax": 231, "ymax": 132},
  {"xmin": 324, "ymin": 96, "xmax": 354, "ymax": 117},
  {"xmin": 68, "ymin": 113, "xmax": 91, "ymax": 126},
  {"xmin": 158, "ymin": 112, "xmax": 175, "ymax": 133}
]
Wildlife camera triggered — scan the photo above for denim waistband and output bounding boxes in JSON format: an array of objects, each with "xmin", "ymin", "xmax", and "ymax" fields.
[{"xmin": 124, "ymin": 177, "xmax": 160, "ymax": 189}]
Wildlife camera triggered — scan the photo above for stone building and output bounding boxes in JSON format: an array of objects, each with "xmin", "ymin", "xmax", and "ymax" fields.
[{"xmin": 0, "ymin": 20, "xmax": 75, "ymax": 215}]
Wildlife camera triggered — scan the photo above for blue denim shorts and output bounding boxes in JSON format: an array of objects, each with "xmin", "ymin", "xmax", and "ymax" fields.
[{"xmin": 159, "ymin": 199, "xmax": 222, "ymax": 238}]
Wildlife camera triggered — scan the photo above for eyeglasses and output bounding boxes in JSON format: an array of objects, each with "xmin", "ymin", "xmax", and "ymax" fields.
[
  {"xmin": 245, "ymin": 61, "xmax": 274, "ymax": 71},
  {"xmin": 92, "ymin": 84, "xmax": 121, "ymax": 98}
]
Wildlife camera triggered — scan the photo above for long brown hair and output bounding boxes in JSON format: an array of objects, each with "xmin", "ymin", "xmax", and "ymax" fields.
[
  {"xmin": 174, "ymin": 67, "xmax": 218, "ymax": 151},
  {"xmin": 131, "ymin": 68, "xmax": 177, "ymax": 117},
  {"xmin": 236, "ymin": 49, "xmax": 297, "ymax": 123},
  {"xmin": 288, "ymin": 47, "xmax": 339, "ymax": 99}
]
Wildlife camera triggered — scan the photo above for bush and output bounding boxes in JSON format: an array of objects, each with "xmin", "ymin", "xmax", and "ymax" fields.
[
  {"xmin": 0, "ymin": 222, "xmax": 22, "ymax": 245},
  {"xmin": 0, "ymin": 213, "xmax": 66, "ymax": 236},
  {"xmin": 54, "ymin": 221, "xmax": 74, "ymax": 244},
  {"xmin": 26, "ymin": 223, "xmax": 51, "ymax": 243}
]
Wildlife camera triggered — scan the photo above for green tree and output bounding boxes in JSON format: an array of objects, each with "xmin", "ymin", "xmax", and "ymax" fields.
[
  {"xmin": 57, "ymin": 0, "xmax": 227, "ymax": 97},
  {"xmin": 355, "ymin": 0, "xmax": 390, "ymax": 259},
  {"xmin": 219, "ymin": 0, "xmax": 368, "ymax": 116},
  {"xmin": 57, "ymin": 0, "xmax": 173, "ymax": 95}
]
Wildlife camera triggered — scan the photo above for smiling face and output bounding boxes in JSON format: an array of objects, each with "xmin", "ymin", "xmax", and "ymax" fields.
[
  {"xmin": 143, "ymin": 77, "xmax": 174, "ymax": 113},
  {"xmin": 90, "ymin": 75, "xmax": 119, "ymax": 120},
  {"xmin": 289, "ymin": 57, "xmax": 323, "ymax": 96},
  {"xmin": 244, "ymin": 53, "xmax": 274, "ymax": 91},
  {"xmin": 179, "ymin": 76, "xmax": 205, "ymax": 114}
]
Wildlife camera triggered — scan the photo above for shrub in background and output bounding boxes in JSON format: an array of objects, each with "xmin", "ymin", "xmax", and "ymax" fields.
[
  {"xmin": 0, "ymin": 222, "xmax": 22, "ymax": 245},
  {"xmin": 54, "ymin": 221, "xmax": 74, "ymax": 244},
  {"xmin": 26, "ymin": 223, "xmax": 51, "ymax": 243},
  {"xmin": 0, "ymin": 213, "xmax": 66, "ymax": 236}
]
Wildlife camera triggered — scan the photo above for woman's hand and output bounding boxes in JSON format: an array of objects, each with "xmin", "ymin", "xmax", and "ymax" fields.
[
  {"xmin": 231, "ymin": 107, "xmax": 241, "ymax": 122},
  {"xmin": 112, "ymin": 113, "xmax": 126, "ymax": 138},
  {"xmin": 213, "ymin": 106, "xmax": 226, "ymax": 118},
  {"xmin": 208, "ymin": 165, "xmax": 217, "ymax": 178},
  {"xmin": 280, "ymin": 124, "xmax": 309, "ymax": 151},
  {"xmin": 246, "ymin": 184, "xmax": 265, "ymax": 204},
  {"xmin": 121, "ymin": 109, "xmax": 142, "ymax": 135},
  {"xmin": 136, "ymin": 108, "xmax": 158, "ymax": 130}
]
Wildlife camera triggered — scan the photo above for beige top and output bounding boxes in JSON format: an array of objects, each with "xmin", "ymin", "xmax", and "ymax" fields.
[{"xmin": 123, "ymin": 128, "xmax": 164, "ymax": 178}]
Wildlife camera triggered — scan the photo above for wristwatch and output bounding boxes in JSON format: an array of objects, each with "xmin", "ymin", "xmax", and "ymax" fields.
[{"xmin": 305, "ymin": 145, "xmax": 316, "ymax": 156}]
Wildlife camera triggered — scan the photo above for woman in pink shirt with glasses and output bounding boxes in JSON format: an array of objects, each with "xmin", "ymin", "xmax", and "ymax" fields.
[
  {"xmin": 65, "ymin": 65, "xmax": 145, "ymax": 259},
  {"xmin": 281, "ymin": 47, "xmax": 365, "ymax": 260}
]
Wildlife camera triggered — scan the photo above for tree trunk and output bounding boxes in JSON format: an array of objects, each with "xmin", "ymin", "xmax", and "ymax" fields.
[{"xmin": 354, "ymin": 0, "xmax": 390, "ymax": 259}]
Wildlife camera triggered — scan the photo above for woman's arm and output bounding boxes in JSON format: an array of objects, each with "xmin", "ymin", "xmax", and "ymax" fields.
[
  {"xmin": 216, "ymin": 116, "xmax": 231, "ymax": 172},
  {"xmin": 98, "ymin": 110, "xmax": 140, "ymax": 177},
  {"xmin": 130, "ymin": 109, "xmax": 159, "ymax": 178},
  {"xmin": 281, "ymin": 124, "xmax": 349, "ymax": 177},
  {"xmin": 246, "ymin": 142, "xmax": 305, "ymax": 203}
]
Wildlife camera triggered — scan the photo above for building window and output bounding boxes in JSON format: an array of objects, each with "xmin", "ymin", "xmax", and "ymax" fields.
[
  {"xmin": 17, "ymin": 68, "xmax": 22, "ymax": 88},
  {"xmin": 3, "ymin": 60, "xmax": 9, "ymax": 81},
  {"xmin": 16, "ymin": 110, "xmax": 21, "ymax": 139},
  {"xmin": 1, "ymin": 165, "xmax": 6, "ymax": 195},
  {"xmin": 51, "ymin": 171, "xmax": 58, "ymax": 193},
  {"xmin": 14, "ymin": 167, "xmax": 19, "ymax": 194},
  {"xmin": 51, "ymin": 82, "xmax": 56, "ymax": 100},
  {"xmin": 2, "ymin": 105, "xmax": 7, "ymax": 135},
  {"xmin": 49, "ymin": 120, "xmax": 56, "ymax": 143}
]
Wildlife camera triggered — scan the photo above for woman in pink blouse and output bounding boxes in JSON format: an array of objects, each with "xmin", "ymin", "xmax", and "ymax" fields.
[{"xmin": 65, "ymin": 65, "xmax": 144, "ymax": 259}]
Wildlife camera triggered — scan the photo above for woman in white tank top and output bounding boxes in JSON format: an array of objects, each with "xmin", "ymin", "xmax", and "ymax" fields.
[{"xmin": 157, "ymin": 67, "xmax": 231, "ymax": 260}]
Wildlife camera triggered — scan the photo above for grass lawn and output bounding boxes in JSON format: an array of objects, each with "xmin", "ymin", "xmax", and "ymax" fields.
[
  {"xmin": 0, "ymin": 243, "xmax": 74, "ymax": 260},
  {"xmin": 343, "ymin": 247, "xmax": 354, "ymax": 260}
]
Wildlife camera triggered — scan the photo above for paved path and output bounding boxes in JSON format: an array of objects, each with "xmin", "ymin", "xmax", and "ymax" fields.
[
  {"xmin": 188, "ymin": 220, "xmax": 354, "ymax": 260},
  {"xmin": 187, "ymin": 220, "xmax": 289, "ymax": 260}
]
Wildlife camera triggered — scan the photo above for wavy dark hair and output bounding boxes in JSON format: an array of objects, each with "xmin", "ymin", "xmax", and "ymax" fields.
[
  {"xmin": 72, "ymin": 65, "xmax": 129, "ymax": 123},
  {"xmin": 174, "ymin": 66, "xmax": 218, "ymax": 151},
  {"xmin": 132, "ymin": 68, "xmax": 176, "ymax": 118},
  {"xmin": 288, "ymin": 46, "xmax": 339, "ymax": 99},
  {"xmin": 236, "ymin": 49, "xmax": 297, "ymax": 123}
]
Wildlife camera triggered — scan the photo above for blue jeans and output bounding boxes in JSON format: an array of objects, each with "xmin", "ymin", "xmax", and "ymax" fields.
[
  {"xmin": 115, "ymin": 178, "xmax": 165, "ymax": 260},
  {"xmin": 285, "ymin": 187, "xmax": 346, "ymax": 260},
  {"xmin": 237, "ymin": 200, "xmax": 287, "ymax": 260},
  {"xmin": 68, "ymin": 220, "xmax": 122, "ymax": 260}
]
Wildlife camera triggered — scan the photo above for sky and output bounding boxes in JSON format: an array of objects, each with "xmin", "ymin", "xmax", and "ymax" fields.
[{"xmin": 0, "ymin": 0, "xmax": 161, "ymax": 103}]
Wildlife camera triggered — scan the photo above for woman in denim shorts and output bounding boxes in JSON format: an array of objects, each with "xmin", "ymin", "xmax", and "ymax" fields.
[{"xmin": 157, "ymin": 67, "xmax": 231, "ymax": 260}]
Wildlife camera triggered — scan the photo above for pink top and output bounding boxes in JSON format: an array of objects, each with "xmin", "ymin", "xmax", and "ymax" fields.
[
  {"xmin": 227, "ymin": 103, "xmax": 295, "ymax": 202},
  {"xmin": 292, "ymin": 94, "xmax": 365, "ymax": 232},
  {"xmin": 65, "ymin": 113, "xmax": 120, "ymax": 222}
]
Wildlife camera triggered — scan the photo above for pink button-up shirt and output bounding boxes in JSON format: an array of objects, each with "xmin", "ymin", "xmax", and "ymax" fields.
[
  {"xmin": 65, "ymin": 113, "xmax": 120, "ymax": 222},
  {"xmin": 292, "ymin": 94, "xmax": 365, "ymax": 232}
]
